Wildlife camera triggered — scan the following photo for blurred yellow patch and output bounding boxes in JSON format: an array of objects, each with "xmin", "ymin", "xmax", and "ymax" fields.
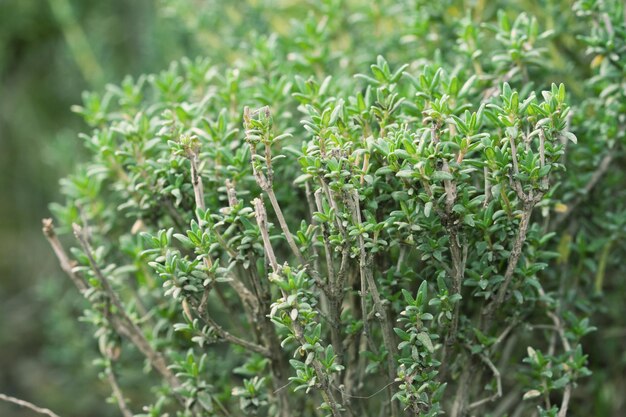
[
  {"xmin": 554, "ymin": 203, "xmax": 568, "ymax": 213},
  {"xmin": 591, "ymin": 54, "xmax": 604, "ymax": 68}
]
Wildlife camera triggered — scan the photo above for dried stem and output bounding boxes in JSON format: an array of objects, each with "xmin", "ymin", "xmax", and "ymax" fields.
[
  {"xmin": 467, "ymin": 352, "xmax": 502, "ymax": 410},
  {"xmin": 254, "ymin": 198, "xmax": 279, "ymax": 272},
  {"xmin": 42, "ymin": 218, "xmax": 87, "ymax": 292},
  {"xmin": 44, "ymin": 218, "xmax": 185, "ymax": 407},
  {"xmin": 252, "ymin": 197, "xmax": 294, "ymax": 417},
  {"xmin": 184, "ymin": 145, "xmax": 259, "ymax": 323},
  {"xmin": 254, "ymin": 197, "xmax": 337, "ymax": 416},
  {"xmin": 450, "ymin": 362, "xmax": 472, "ymax": 417},
  {"xmin": 205, "ymin": 315, "xmax": 270, "ymax": 356},
  {"xmin": 541, "ymin": 292, "xmax": 573, "ymax": 417},
  {"xmin": 266, "ymin": 188, "xmax": 306, "ymax": 265},
  {"xmin": 0, "ymin": 393, "xmax": 62, "ymax": 417},
  {"xmin": 189, "ymin": 152, "xmax": 206, "ymax": 212},
  {"xmin": 346, "ymin": 190, "xmax": 399, "ymax": 417},
  {"xmin": 72, "ymin": 223, "xmax": 182, "ymax": 393},
  {"xmin": 493, "ymin": 203, "xmax": 533, "ymax": 308},
  {"xmin": 105, "ymin": 368, "xmax": 134, "ymax": 417},
  {"xmin": 313, "ymin": 189, "xmax": 346, "ymax": 365},
  {"xmin": 244, "ymin": 106, "xmax": 306, "ymax": 267}
]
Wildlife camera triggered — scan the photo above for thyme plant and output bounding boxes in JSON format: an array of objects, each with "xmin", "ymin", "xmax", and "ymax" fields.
[{"xmin": 41, "ymin": 0, "xmax": 626, "ymax": 416}]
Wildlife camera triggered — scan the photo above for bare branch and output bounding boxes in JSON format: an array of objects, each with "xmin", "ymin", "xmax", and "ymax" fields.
[
  {"xmin": 198, "ymin": 304, "xmax": 271, "ymax": 356},
  {"xmin": 468, "ymin": 352, "xmax": 502, "ymax": 410},
  {"xmin": 253, "ymin": 198, "xmax": 279, "ymax": 272},
  {"xmin": 72, "ymin": 223, "xmax": 182, "ymax": 393},
  {"xmin": 42, "ymin": 218, "xmax": 87, "ymax": 293},
  {"xmin": 0, "ymin": 393, "xmax": 62, "ymax": 417},
  {"xmin": 492, "ymin": 203, "xmax": 534, "ymax": 309},
  {"xmin": 189, "ymin": 152, "xmax": 206, "ymax": 213},
  {"xmin": 346, "ymin": 189, "xmax": 399, "ymax": 417},
  {"xmin": 105, "ymin": 368, "xmax": 134, "ymax": 417}
]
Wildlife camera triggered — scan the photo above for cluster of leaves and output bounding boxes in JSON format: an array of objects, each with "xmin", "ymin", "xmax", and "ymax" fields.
[{"xmin": 44, "ymin": 0, "xmax": 626, "ymax": 416}]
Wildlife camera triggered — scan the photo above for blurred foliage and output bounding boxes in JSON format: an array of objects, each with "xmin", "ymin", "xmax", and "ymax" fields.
[{"xmin": 1, "ymin": 0, "xmax": 625, "ymax": 416}]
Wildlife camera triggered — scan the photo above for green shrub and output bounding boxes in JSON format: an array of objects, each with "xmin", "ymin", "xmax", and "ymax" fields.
[{"xmin": 42, "ymin": 1, "xmax": 625, "ymax": 416}]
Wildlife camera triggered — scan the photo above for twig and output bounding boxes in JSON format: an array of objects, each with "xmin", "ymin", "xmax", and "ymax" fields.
[
  {"xmin": 255, "ymin": 198, "xmax": 343, "ymax": 416},
  {"xmin": 293, "ymin": 320, "xmax": 344, "ymax": 417},
  {"xmin": 72, "ymin": 223, "xmax": 183, "ymax": 393},
  {"xmin": 545, "ymin": 310, "xmax": 573, "ymax": 417},
  {"xmin": 244, "ymin": 106, "xmax": 306, "ymax": 266},
  {"xmin": 201, "ymin": 308, "xmax": 271, "ymax": 356},
  {"xmin": 42, "ymin": 219, "xmax": 87, "ymax": 293},
  {"xmin": 189, "ymin": 151, "xmax": 206, "ymax": 212},
  {"xmin": 251, "ymin": 197, "xmax": 295, "ymax": 417},
  {"xmin": 44, "ymin": 219, "xmax": 186, "ymax": 407},
  {"xmin": 0, "ymin": 393, "xmax": 62, "ymax": 417},
  {"xmin": 183, "ymin": 142, "xmax": 258, "ymax": 320},
  {"xmin": 253, "ymin": 198, "xmax": 279, "ymax": 272},
  {"xmin": 450, "ymin": 363, "xmax": 472, "ymax": 417},
  {"xmin": 483, "ymin": 166, "xmax": 492, "ymax": 208},
  {"xmin": 558, "ymin": 385, "xmax": 572, "ymax": 417},
  {"xmin": 468, "ymin": 352, "xmax": 502, "ymax": 409},
  {"xmin": 105, "ymin": 368, "xmax": 134, "ymax": 417},
  {"xmin": 493, "ymin": 203, "xmax": 533, "ymax": 308},
  {"xmin": 346, "ymin": 190, "xmax": 399, "ymax": 417}
]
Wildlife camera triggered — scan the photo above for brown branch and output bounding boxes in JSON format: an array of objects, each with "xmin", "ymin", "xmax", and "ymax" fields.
[
  {"xmin": 346, "ymin": 190, "xmax": 399, "ymax": 417},
  {"xmin": 538, "ymin": 129, "xmax": 549, "ymax": 191},
  {"xmin": 251, "ymin": 197, "xmax": 294, "ymax": 417},
  {"xmin": 244, "ymin": 106, "xmax": 306, "ymax": 267},
  {"xmin": 43, "ymin": 219, "xmax": 186, "ymax": 406},
  {"xmin": 189, "ymin": 152, "xmax": 206, "ymax": 212},
  {"xmin": 184, "ymin": 145, "xmax": 258, "ymax": 321},
  {"xmin": 0, "ymin": 393, "xmax": 62, "ymax": 417},
  {"xmin": 450, "ymin": 362, "xmax": 472, "ymax": 417},
  {"xmin": 42, "ymin": 219, "xmax": 87, "ymax": 292},
  {"xmin": 72, "ymin": 223, "xmax": 182, "ymax": 393},
  {"xmin": 105, "ymin": 368, "xmax": 134, "ymax": 417},
  {"xmin": 254, "ymin": 198, "xmax": 279, "ymax": 272},
  {"xmin": 483, "ymin": 166, "xmax": 492, "ymax": 208},
  {"xmin": 544, "ymin": 306, "xmax": 573, "ymax": 417},
  {"xmin": 508, "ymin": 134, "xmax": 527, "ymax": 201},
  {"xmin": 313, "ymin": 189, "xmax": 346, "ymax": 364},
  {"xmin": 467, "ymin": 352, "xmax": 502, "ymax": 410},
  {"xmin": 442, "ymin": 160, "xmax": 465, "ymax": 344},
  {"xmin": 200, "ymin": 304, "xmax": 271, "ymax": 356},
  {"xmin": 493, "ymin": 203, "xmax": 533, "ymax": 308},
  {"xmin": 256, "ymin": 193, "xmax": 342, "ymax": 414}
]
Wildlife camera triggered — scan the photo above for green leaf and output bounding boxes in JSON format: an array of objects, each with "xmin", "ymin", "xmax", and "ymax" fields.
[
  {"xmin": 431, "ymin": 171, "xmax": 454, "ymax": 181},
  {"xmin": 424, "ymin": 201, "xmax": 433, "ymax": 218},
  {"xmin": 417, "ymin": 332, "xmax": 434, "ymax": 353}
]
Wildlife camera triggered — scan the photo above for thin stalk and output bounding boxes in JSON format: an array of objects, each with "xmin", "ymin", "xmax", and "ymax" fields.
[
  {"xmin": 72, "ymin": 224, "xmax": 183, "ymax": 393},
  {"xmin": 493, "ymin": 204, "xmax": 533, "ymax": 307},
  {"xmin": 0, "ymin": 393, "xmax": 62, "ymax": 417},
  {"xmin": 105, "ymin": 367, "xmax": 134, "ymax": 417},
  {"xmin": 253, "ymin": 198, "xmax": 341, "ymax": 417},
  {"xmin": 347, "ymin": 190, "xmax": 398, "ymax": 417}
]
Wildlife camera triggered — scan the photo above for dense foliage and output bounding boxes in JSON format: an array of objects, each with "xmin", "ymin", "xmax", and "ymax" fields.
[{"xmin": 39, "ymin": 0, "xmax": 626, "ymax": 416}]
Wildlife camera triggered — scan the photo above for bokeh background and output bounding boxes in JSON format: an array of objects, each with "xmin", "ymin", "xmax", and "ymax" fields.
[{"xmin": 1, "ymin": 1, "xmax": 625, "ymax": 416}]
